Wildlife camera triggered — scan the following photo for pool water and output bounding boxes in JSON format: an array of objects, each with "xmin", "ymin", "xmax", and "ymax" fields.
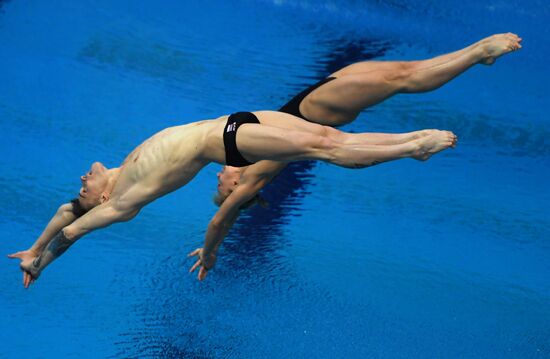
[{"xmin": 1, "ymin": 0, "xmax": 549, "ymax": 358}]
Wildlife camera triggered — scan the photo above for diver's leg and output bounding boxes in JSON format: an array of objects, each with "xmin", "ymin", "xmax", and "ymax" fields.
[
  {"xmin": 330, "ymin": 33, "xmax": 521, "ymax": 77},
  {"xmin": 236, "ymin": 122, "xmax": 456, "ymax": 168},
  {"xmin": 310, "ymin": 34, "xmax": 522, "ymax": 115},
  {"xmin": 256, "ymin": 110, "xmax": 428, "ymax": 146}
]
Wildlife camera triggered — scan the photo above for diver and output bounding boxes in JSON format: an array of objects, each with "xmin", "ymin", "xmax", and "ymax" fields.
[
  {"xmin": 9, "ymin": 110, "xmax": 457, "ymax": 288},
  {"xmin": 202, "ymin": 33, "xmax": 521, "ymax": 280}
]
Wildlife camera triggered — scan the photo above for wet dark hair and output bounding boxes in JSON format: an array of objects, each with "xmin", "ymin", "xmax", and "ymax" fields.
[{"xmin": 70, "ymin": 198, "xmax": 89, "ymax": 217}]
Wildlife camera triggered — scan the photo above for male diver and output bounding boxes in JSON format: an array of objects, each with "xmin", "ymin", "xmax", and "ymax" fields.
[
  {"xmin": 9, "ymin": 110, "xmax": 457, "ymax": 288},
  {"xmin": 199, "ymin": 33, "xmax": 521, "ymax": 280}
]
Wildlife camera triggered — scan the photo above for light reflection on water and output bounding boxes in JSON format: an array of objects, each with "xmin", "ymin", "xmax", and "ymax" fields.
[{"xmin": 0, "ymin": 0, "xmax": 549, "ymax": 358}]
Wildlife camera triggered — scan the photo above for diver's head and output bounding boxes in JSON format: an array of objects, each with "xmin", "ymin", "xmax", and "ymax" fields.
[
  {"xmin": 77, "ymin": 162, "xmax": 111, "ymax": 210},
  {"xmin": 213, "ymin": 166, "xmax": 242, "ymax": 206}
]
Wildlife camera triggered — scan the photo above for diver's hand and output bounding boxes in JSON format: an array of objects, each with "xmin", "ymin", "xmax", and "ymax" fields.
[
  {"xmin": 8, "ymin": 250, "xmax": 40, "ymax": 288},
  {"xmin": 188, "ymin": 248, "xmax": 217, "ymax": 281}
]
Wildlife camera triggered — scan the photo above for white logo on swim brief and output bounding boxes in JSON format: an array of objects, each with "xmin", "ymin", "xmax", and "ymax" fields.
[{"xmin": 227, "ymin": 123, "xmax": 236, "ymax": 132}]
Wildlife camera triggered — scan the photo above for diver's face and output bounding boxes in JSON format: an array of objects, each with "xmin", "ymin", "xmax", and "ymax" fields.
[
  {"xmin": 78, "ymin": 162, "xmax": 109, "ymax": 210},
  {"xmin": 216, "ymin": 166, "xmax": 241, "ymax": 198}
]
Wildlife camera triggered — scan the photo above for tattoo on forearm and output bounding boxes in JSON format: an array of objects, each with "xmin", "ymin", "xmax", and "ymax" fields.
[
  {"xmin": 29, "ymin": 231, "xmax": 73, "ymax": 277},
  {"xmin": 31, "ymin": 256, "xmax": 41, "ymax": 271},
  {"xmin": 45, "ymin": 231, "xmax": 73, "ymax": 256}
]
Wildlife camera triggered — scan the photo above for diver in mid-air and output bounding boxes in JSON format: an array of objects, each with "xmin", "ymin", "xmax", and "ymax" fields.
[
  {"xmin": 8, "ymin": 33, "xmax": 520, "ymax": 285},
  {"xmin": 202, "ymin": 33, "xmax": 521, "ymax": 280}
]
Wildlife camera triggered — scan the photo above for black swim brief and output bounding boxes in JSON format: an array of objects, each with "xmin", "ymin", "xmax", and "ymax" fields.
[
  {"xmin": 278, "ymin": 77, "xmax": 336, "ymax": 120},
  {"xmin": 223, "ymin": 112, "xmax": 260, "ymax": 167}
]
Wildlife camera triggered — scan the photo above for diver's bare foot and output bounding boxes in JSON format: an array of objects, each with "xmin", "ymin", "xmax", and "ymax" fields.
[
  {"xmin": 413, "ymin": 129, "xmax": 435, "ymax": 139},
  {"xmin": 412, "ymin": 130, "xmax": 457, "ymax": 161},
  {"xmin": 399, "ymin": 129, "xmax": 433, "ymax": 144},
  {"xmin": 478, "ymin": 33, "xmax": 522, "ymax": 65}
]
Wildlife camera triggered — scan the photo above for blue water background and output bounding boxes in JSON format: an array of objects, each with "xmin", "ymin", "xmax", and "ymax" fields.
[{"xmin": 1, "ymin": 0, "xmax": 549, "ymax": 357}]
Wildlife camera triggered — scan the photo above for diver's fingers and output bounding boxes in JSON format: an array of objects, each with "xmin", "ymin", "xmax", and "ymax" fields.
[
  {"xmin": 8, "ymin": 252, "xmax": 24, "ymax": 260},
  {"xmin": 198, "ymin": 267, "xmax": 208, "ymax": 281},
  {"xmin": 24, "ymin": 272, "xmax": 31, "ymax": 288},
  {"xmin": 187, "ymin": 248, "xmax": 201, "ymax": 257},
  {"xmin": 189, "ymin": 260, "xmax": 201, "ymax": 273}
]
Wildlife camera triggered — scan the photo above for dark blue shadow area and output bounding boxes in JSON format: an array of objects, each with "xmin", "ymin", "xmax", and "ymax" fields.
[
  {"xmin": 0, "ymin": 0, "xmax": 10, "ymax": 14},
  {"xmin": 317, "ymin": 37, "xmax": 391, "ymax": 75}
]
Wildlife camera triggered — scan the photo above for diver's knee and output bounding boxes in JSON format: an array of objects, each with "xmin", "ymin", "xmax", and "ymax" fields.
[
  {"xmin": 302, "ymin": 134, "xmax": 336, "ymax": 157},
  {"xmin": 324, "ymin": 126, "xmax": 347, "ymax": 142},
  {"xmin": 384, "ymin": 67, "xmax": 414, "ymax": 90}
]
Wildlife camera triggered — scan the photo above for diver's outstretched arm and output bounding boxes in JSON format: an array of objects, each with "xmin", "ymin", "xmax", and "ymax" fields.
[
  {"xmin": 8, "ymin": 202, "xmax": 78, "ymax": 288},
  {"xmin": 13, "ymin": 201, "xmax": 138, "ymax": 287},
  {"xmin": 19, "ymin": 203, "xmax": 77, "ymax": 255},
  {"xmin": 189, "ymin": 178, "xmax": 267, "ymax": 280}
]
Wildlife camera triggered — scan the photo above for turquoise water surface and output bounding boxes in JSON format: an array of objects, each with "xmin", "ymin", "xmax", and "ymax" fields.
[{"xmin": 1, "ymin": 0, "xmax": 549, "ymax": 358}]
